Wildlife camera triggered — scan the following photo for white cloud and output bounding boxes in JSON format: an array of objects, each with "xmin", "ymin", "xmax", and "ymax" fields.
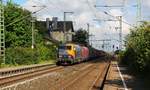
[
  {"xmin": 143, "ymin": 0, "xmax": 150, "ymax": 8},
  {"xmin": 21, "ymin": 0, "xmax": 149, "ymax": 51},
  {"xmin": 109, "ymin": 9, "xmax": 123, "ymax": 16},
  {"xmin": 106, "ymin": 0, "xmax": 124, "ymax": 6}
]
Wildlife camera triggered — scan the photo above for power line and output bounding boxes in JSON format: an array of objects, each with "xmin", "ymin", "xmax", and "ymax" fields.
[
  {"xmin": 94, "ymin": 0, "xmax": 136, "ymax": 28},
  {"xmin": 29, "ymin": 0, "xmax": 52, "ymax": 17},
  {"xmin": 5, "ymin": 6, "xmax": 46, "ymax": 27},
  {"xmin": 86, "ymin": 0, "xmax": 97, "ymax": 18},
  {"xmin": 93, "ymin": 7, "xmax": 135, "ymax": 28},
  {"xmin": 94, "ymin": 5, "xmax": 123, "ymax": 7},
  {"xmin": 47, "ymin": 0, "xmax": 64, "ymax": 13},
  {"xmin": 122, "ymin": 0, "xmax": 126, "ymax": 6},
  {"xmin": 103, "ymin": 11, "xmax": 136, "ymax": 28},
  {"xmin": 26, "ymin": 0, "xmax": 45, "ymax": 6}
]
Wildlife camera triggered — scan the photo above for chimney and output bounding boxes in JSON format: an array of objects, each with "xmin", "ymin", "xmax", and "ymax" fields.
[
  {"xmin": 52, "ymin": 17, "xmax": 58, "ymax": 30},
  {"xmin": 46, "ymin": 18, "xmax": 50, "ymax": 30}
]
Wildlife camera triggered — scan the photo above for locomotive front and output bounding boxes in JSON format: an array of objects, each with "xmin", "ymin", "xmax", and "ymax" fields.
[{"xmin": 57, "ymin": 44, "xmax": 75, "ymax": 64}]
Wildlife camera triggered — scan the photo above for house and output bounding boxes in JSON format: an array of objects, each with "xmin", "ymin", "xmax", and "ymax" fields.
[{"xmin": 36, "ymin": 17, "xmax": 74, "ymax": 44}]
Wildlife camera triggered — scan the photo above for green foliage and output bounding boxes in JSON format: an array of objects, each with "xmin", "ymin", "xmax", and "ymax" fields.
[
  {"xmin": 121, "ymin": 22, "xmax": 150, "ymax": 74},
  {"xmin": 35, "ymin": 21, "xmax": 47, "ymax": 36},
  {"xmin": 4, "ymin": 2, "xmax": 32, "ymax": 48},
  {"xmin": 3, "ymin": 3, "xmax": 57, "ymax": 66},
  {"xmin": 36, "ymin": 43, "xmax": 57, "ymax": 61},
  {"xmin": 6, "ymin": 47, "xmax": 39, "ymax": 65},
  {"xmin": 5, "ymin": 44, "xmax": 57, "ymax": 66},
  {"xmin": 73, "ymin": 28, "xmax": 88, "ymax": 45},
  {"xmin": 0, "ymin": 58, "xmax": 3, "ymax": 67}
]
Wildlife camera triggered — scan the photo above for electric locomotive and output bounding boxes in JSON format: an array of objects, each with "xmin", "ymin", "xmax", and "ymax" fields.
[{"xmin": 57, "ymin": 43, "xmax": 89, "ymax": 65}]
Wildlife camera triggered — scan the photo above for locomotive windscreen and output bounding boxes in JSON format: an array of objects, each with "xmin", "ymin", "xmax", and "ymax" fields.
[{"xmin": 59, "ymin": 46, "xmax": 71, "ymax": 50}]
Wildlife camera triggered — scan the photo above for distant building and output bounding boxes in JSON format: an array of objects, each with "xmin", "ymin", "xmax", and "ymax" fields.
[{"xmin": 36, "ymin": 17, "xmax": 74, "ymax": 43}]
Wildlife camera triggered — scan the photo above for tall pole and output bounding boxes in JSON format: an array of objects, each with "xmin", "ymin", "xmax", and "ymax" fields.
[
  {"xmin": 63, "ymin": 12, "xmax": 73, "ymax": 43},
  {"xmin": 87, "ymin": 23, "xmax": 90, "ymax": 45},
  {"xmin": 0, "ymin": 0, "xmax": 5, "ymax": 64},
  {"xmin": 31, "ymin": 5, "xmax": 46, "ymax": 49},
  {"xmin": 102, "ymin": 40, "xmax": 105, "ymax": 51},
  {"xmin": 64, "ymin": 12, "xmax": 66, "ymax": 43},
  {"xmin": 118, "ymin": 16, "xmax": 122, "ymax": 50},
  {"xmin": 136, "ymin": 0, "xmax": 141, "ymax": 25},
  {"xmin": 31, "ymin": 17, "xmax": 35, "ymax": 49}
]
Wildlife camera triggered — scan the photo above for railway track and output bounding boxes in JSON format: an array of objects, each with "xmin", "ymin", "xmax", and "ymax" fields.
[
  {"xmin": 0, "ymin": 64, "xmax": 63, "ymax": 87},
  {"xmin": 0, "ymin": 64, "xmax": 54, "ymax": 78},
  {"xmin": 91, "ymin": 63, "xmax": 110, "ymax": 90},
  {"xmin": 61, "ymin": 61, "xmax": 110, "ymax": 90},
  {"xmin": 0, "ymin": 59, "xmax": 111, "ymax": 90}
]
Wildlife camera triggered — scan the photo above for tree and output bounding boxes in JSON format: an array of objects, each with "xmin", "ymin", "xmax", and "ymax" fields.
[
  {"xmin": 4, "ymin": 2, "xmax": 33, "ymax": 48},
  {"xmin": 2, "ymin": 2, "xmax": 56, "ymax": 66},
  {"xmin": 72, "ymin": 28, "xmax": 88, "ymax": 45},
  {"xmin": 121, "ymin": 22, "xmax": 150, "ymax": 74}
]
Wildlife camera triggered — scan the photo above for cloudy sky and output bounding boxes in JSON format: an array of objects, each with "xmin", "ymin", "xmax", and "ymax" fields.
[{"xmin": 13, "ymin": 0, "xmax": 150, "ymax": 51}]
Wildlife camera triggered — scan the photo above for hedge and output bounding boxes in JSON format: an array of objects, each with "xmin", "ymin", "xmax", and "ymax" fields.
[{"xmin": 3, "ymin": 44, "xmax": 57, "ymax": 66}]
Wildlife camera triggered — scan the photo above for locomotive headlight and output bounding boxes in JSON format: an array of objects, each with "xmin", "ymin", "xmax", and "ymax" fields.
[
  {"xmin": 68, "ymin": 55, "xmax": 71, "ymax": 58},
  {"xmin": 68, "ymin": 55, "xmax": 73, "ymax": 59}
]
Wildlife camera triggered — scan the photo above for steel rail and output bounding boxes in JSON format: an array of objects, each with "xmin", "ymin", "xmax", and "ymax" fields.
[
  {"xmin": 62, "ymin": 64, "xmax": 95, "ymax": 90},
  {"xmin": 0, "ymin": 65, "xmax": 63, "ymax": 87},
  {"xmin": 62, "ymin": 62, "xmax": 110, "ymax": 90},
  {"xmin": 89, "ymin": 63, "xmax": 110, "ymax": 90},
  {"xmin": 0, "ymin": 64, "xmax": 54, "ymax": 78}
]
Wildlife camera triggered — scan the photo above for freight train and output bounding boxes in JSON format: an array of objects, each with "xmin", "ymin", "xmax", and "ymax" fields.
[{"xmin": 56, "ymin": 43, "xmax": 105, "ymax": 65}]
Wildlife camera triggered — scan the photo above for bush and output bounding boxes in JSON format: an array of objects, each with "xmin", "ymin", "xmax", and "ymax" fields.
[
  {"xmin": 5, "ymin": 43, "xmax": 57, "ymax": 66},
  {"xmin": 121, "ymin": 22, "xmax": 150, "ymax": 74},
  {"xmin": 0, "ymin": 57, "xmax": 3, "ymax": 67},
  {"xmin": 36, "ymin": 43, "xmax": 57, "ymax": 61},
  {"xmin": 6, "ymin": 47, "xmax": 39, "ymax": 65}
]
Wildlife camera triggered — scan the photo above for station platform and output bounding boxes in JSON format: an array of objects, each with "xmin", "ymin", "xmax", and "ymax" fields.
[{"xmin": 103, "ymin": 60, "xmax": 150, "ymax": 90}]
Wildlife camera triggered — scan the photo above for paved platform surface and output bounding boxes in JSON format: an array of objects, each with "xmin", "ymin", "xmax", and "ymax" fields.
[{"xmin": 103, "ymin": 60, "xmax": 150, "ymax": 90}]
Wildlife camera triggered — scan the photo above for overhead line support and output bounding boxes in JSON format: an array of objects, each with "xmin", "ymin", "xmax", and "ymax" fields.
[{"xmin": 0, "ymin": 0, "xmax": 5, "ymax": 64}]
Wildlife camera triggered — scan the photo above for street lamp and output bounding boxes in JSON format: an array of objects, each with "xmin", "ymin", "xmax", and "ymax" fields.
[
  {"xmin": 63, "ymin": 11, "xmax": 74, "ymax": 43},
  {"xmin": 31, "ymin": 5, "xmax": 46, "ymax": 49},
  {"xmin": 31, "ymin": 17, "xmax": 35, "ymax": 49}
]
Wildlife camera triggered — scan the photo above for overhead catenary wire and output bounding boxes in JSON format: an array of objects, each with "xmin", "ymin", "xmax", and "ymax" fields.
[
  {"xmin": 94, "ymin": 0, "xmax": 136, "ymax": 28},
  {"xmin": 30, "ymin": 0, "xmax": 45, "ymax": 6},
  {"xmin": 47, "ymin": 0, "xmax": 64, "ymax": 13},
  {"xmin": 95, "ymin": 9, "xmax": 136, "ymax": 28},
  {"xmin": 105, "ymin": 11, "xmax": 136, "ymax": 28},
  {"xmin": 86, "ymin": 0, "xmax": 97, "ymax": 18},
  {"xmin": 5, "ymin": 6, "xmax": 46, "ymax": 27}
]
